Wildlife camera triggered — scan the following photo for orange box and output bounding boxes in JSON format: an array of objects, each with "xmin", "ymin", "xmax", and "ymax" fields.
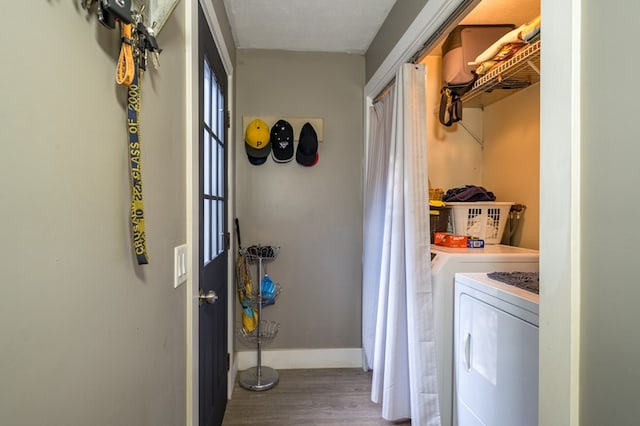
[{"xmin": 434, "ymin": 232, "xmax": 468, "ymax": 248}]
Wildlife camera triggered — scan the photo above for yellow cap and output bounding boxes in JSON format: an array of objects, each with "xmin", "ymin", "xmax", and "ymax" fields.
[{"xmin": 245, "ymin": 119, "xmax": 270, "ymax": 150}]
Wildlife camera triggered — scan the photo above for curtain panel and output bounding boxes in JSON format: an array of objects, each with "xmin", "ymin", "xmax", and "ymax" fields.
[{"xmin": 364, "ymin": 63, "xmax": 440, "ymax": 426}]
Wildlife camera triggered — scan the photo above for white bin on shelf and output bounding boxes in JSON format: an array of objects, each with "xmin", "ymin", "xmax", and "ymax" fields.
[{"xmin": 447, "ymin": 202, "xmax": 513, "ymax": 244}]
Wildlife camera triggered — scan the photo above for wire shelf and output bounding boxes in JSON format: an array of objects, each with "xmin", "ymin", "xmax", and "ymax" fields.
[
  {"xmin": 237, "ymin": 320, "xmax": 281, "ymax": 347},
  {"xmin": 236, "ymin": 250, "xmax": 283, "ymax": 307},
  {"xmin": 241, "ymin": 245, "xmax": 280, "ymax": 262},
  {"xmin": 236, "ymin": 281, "xmax": 283, "ymax": 307},
  {"xmin": 462, "ymin": 39, "xmax": 541, "ymax": 107},
  {"xmin": 257, "ymin": 282, "xmax": 282, "ymax": 307}
]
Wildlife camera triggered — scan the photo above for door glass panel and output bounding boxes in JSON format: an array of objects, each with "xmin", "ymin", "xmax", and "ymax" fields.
[
  {"xmin": 204, "ymin": 60, "xmax": 211, "ymax": 128},
  {"xmin": 218, "ymin": 200, "xmax": 224, "ymax": 255},
  {"xmin": 217, "ymin": 89, "xmax": 224, "ymax": 139},
  {"xmin": 217, "ymin": 143, "xmax": 224, "ymax": 197},
  {"xmin": 213, "ymin": 199, "xmax": 219, "ymax": 259},
  {"xmin": 211, "ymin": 78, "xmax": 218, "ymax": 138},
  {"xmin": 204, "ymin": 199, "xmax": 210, "ymax": 263},
  {"xmin": 204, "ymin": 130, "xmax": 210, "ymax": 196},
  {"xmin": 211, "ymin": 136, "xmax": 218, "ymax": 197}
]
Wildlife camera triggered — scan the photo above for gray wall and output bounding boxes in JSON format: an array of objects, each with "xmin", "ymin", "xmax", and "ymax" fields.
[
  {"xmin": 234, "ymin": 50, "xmax": 364, "ymax": 349},
  {"xmin": 0, "ymin": 3, "xmax": 196, "ymax": 425},
  {"xmin": 580, "ymin": 0, "xmax": 640, "ymax": 424},
  {"xmin": 365, "ymin": 0, "xmax": 429, "ymax": 82}
]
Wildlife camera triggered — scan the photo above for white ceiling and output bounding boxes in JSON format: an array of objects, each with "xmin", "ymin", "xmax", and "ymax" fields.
[
  {"xmin": 222, "ymin": 0, "xmax": 397, "ymax": 54},
  {"xmin": 222, "ymin": 0, "xmax": 540, "ymax": 56}
]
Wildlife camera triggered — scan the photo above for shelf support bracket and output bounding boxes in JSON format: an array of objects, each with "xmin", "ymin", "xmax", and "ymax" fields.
[
  {"xmin": 458, "ymin": 120, "xmax": 484, "ymax": 147},
  {"xmin": 527, "ymin": 60, "xmax": 540, "ymax": 76}
]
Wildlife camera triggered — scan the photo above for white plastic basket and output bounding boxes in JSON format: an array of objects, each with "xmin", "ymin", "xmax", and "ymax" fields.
[{"xmin": 447, "ymin": 202, "xmax": 513, "ymax": 244}]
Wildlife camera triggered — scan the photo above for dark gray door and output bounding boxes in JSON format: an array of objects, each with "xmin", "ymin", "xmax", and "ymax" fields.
[{"xmin": 198, "ymin": 4, "xmax": 228, "ymax": 425}]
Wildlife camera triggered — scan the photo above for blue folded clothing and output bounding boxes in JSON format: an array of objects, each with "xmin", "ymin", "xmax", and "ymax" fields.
[{"xmin": 443, "ymin": 185, "xmax": 496, "ymax": 202}]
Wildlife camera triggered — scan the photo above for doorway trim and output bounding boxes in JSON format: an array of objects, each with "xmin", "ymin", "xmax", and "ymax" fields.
[
  {"xmin": 363, "ymin": 0, "xmax": 581, "ymax": 424},
  {"xmin": 186, "ymin": 1, "xmax": 235, "ymax": 425}
]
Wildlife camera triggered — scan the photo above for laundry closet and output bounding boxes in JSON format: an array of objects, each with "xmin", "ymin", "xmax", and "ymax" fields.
[
  {"xmin": 420, "ymin": 0, "xmax": 541, "ymax": 249},
  {"xmin": 418, "ymin": 0, "xmax": 542, "ymax": 424}
]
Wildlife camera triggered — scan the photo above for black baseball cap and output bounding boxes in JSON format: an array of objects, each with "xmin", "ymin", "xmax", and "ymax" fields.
[
  {"xmin": 296, "ymin": 122, "xmax": 319, "ymax": 167},
  {"xmin": 270, "ymin": 120, "xmax": 294, "ymax": 163}
]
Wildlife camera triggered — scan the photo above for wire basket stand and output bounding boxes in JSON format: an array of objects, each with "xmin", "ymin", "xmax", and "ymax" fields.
[{"xmin": 237, "ymin": 245, "xmax": 281, "ymax": 391}]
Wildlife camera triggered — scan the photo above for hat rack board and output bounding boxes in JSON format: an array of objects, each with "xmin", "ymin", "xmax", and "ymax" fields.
[{"xmin": 242, "ymin": 116, "xmax": 324, "ymax": 143}]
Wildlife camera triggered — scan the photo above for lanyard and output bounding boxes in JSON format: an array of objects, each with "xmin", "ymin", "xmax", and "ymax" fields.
[
  {"xmin": 117, "ymin": 23, "xmax": 135, "ymax": 86},
  {"xmin": 127, "ymin": 66, "xmax": 149, "ymax": 265}
]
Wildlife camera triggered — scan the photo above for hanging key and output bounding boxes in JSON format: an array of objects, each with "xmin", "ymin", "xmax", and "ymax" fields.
[
  {"xmin": 146, "ymin": 34, "xmax": 161, "ymax": 70},
  {"xmin": 148, "ymin": 23, "xmax": 160, "ymax": 68},
  {"xmin": 151, "ymin": 50, "xmax": 161, "ymax": 69},
  {"xmin": 140, "ymin": 46, "xmax": 148, "ymax": 74},
  {"xmin": 137, "ymin": 22, "xmax": 163, "ymax": 69},
  {"xmin": 137, "ymin": 23, "xmax": 161, "ymax": 52},
  {"xmin": 131, "ymin": 30, "xmax": 147, "ymax": 76}
]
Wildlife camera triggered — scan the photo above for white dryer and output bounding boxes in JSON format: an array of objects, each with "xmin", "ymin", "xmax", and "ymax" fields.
[
  {"xmin": 454, "ymin": 272, "xmax": 539, "ymax": 426},
  {"xmin": 430, "ymin": 245, "xmax": 539, "ymax": 426}
]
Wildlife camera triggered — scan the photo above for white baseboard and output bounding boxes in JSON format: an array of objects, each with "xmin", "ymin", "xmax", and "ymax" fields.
[
  {"xmin": 236, "ymin": 348, "xmax": 364, "ymax": 370},
  {"xmin": 227, "ymin": 355, "xmax": 238, "ymax": 399}
]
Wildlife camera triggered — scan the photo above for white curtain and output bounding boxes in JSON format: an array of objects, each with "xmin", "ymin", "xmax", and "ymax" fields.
[
  {"xmin": 362, "ymin": 83, "xmax": 395, "ymax": 371},
  {"xmin": 363, "ymin": 63, "xmax": 440, "ymax": 425}
]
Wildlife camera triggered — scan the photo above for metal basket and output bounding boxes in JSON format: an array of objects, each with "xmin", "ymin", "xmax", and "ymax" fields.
[
  {"xmin": 237, "ymin": 320, "xmax": 280, "ymax": 347},
  {"xmin": 241, "ymin": 245, "xmax": 280, "ymax": 262}
]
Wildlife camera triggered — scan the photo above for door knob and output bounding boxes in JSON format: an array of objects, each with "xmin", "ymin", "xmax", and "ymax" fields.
[{"xmin": 198, "ymin": 290, "xmax": 218, "ymax": 305}]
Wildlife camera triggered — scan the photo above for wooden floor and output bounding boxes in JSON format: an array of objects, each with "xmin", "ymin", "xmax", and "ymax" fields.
[{"xmin": 223, "ymin": 368, "xmax": 411, "ymax": 425}]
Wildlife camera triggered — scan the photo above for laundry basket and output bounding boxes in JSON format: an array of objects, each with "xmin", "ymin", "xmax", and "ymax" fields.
[{"xmin": 448, "ymin": 202, "xmax": 513, "ymax": 244}]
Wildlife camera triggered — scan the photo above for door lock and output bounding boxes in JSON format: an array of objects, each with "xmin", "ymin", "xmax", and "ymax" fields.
[{"xmin": 198, "ymin": 290, "xmax": 218, "ymax": 305}]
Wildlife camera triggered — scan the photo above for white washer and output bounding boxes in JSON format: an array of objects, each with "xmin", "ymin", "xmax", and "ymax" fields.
[
  {"xmin": 430, "ymin": 245, "xmax": 539, "ymax": 426},
  {"xmin": 454, "ymin": 272, "xmax": 539, "ymax": 426}
]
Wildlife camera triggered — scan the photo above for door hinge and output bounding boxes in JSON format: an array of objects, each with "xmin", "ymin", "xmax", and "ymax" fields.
[
  {"xmin": 227, "ymin": 353, "xmax": 231, "ymax": 371},
  {"xmin": 225, "ymin": 110, "xmax": 231, "ymax": 129},
  {"xmin": 225, "ymin": 231, "xmax": 231, "ymax": 250}
]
